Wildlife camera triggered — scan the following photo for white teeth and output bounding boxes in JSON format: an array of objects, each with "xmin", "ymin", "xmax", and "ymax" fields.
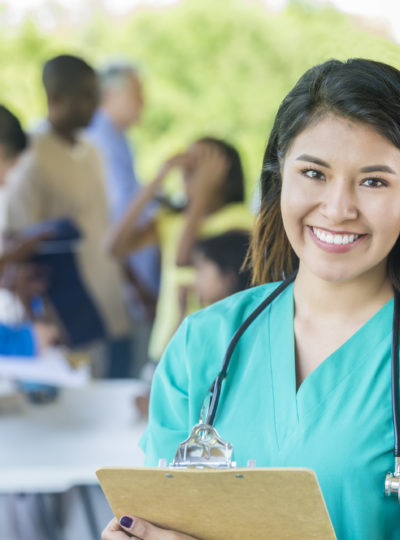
[{"xmin": 312, "ymin": 227, "xmax": 360, "ymax": 245}]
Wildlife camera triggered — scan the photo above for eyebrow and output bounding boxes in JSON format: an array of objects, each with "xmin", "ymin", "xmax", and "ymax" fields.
[
  {"xmin": 296, "ymin": 154, "xmax": 396, "ymax": 174},
  {"xmin": 296, "ymin": 154, "xmax": 330, "ymax": 167},
  {"xmin": 360, "ymin": 164, "xmax": 396, "ymax": 174}
]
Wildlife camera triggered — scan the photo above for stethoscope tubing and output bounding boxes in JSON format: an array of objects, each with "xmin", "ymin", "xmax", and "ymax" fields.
[
  {"xmin": 205, "ymin": 272, "xmax": 297, "ymax": 426},
  {"xmin": 205, "ymin": 275, "xmax": 400, "ymax": 461},
  {"xmin": 392, "ymin": 289, "xmax": 400, "ymax": 457}
]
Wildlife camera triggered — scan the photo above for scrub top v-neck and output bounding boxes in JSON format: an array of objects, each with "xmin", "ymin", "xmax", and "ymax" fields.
[{"xmin": 141, "ymin": 282, "xmax": 400, "ymax": 540}]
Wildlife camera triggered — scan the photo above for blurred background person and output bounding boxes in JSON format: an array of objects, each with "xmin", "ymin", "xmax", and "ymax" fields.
[
  {"xmin": 135, "ymin": 230, "xmax": 252, "ymax": 416},
  {"xmin": 0, "ymin": 105, "xmax": 27, "ymax": 185},
  {"xmin": 86, "ymin": 61, "xmax": 160, "ymax": 377},
  {"xmin": 0, "ymin": 104, "xmax": 59, "ymax": 354},
  {"xmin": 0, "ymin": 54, "xmax": 131, "ymax": 376},
  {"xmin": 107, "ymin": 137, "xmax": 254, "ymax": 364},
  {"xmin": 192, "ymin": 230, "xmax": 252, "ymax": 307},
  {"xmin": 108, "ymin": 137, "xmax": 254, "ymax": 416}
]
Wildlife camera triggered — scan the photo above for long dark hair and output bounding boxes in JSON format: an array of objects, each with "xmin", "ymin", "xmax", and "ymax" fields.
[{"xmin": 250, "ymin": 58, "xmax": 400, "ymax": 290}]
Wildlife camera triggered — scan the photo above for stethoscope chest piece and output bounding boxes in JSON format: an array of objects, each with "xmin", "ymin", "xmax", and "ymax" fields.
[{"xmin": 385, "ymin": 457, "xmax": 400, "ymax": 502}]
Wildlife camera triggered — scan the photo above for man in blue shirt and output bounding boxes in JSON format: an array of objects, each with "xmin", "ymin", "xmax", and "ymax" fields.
[{"xmin": 86, "ymin": 62, "xmax": 160, "ymax": 377}]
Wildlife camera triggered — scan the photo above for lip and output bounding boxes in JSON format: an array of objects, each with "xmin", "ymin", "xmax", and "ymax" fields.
[
  {"xmin": 307, "ymin": 225, "xmax": 367, "ymax": 254},
  {"xmin": 310, "ymin": 225, "xmax": 363, "ymax": 235}
]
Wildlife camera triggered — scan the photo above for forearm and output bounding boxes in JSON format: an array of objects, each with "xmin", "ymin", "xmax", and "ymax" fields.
[{"xmin": 106, "ymin": 180, "xmax": 160, "ymax": 257}]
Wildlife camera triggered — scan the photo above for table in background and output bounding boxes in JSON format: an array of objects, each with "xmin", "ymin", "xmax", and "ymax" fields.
[{"xmin": 0, "ymin": 379, "xmax": 148, "ymax": 539}]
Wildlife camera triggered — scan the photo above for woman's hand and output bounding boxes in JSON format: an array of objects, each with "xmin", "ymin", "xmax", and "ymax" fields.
[
  {"xmin": 102, "ymin": 516, "xmax": 199, "ymax": 540},
  {"xmin": 185, "ymin": 141, "xmax": 229, "ymax": 204},
  {"xmin": 152, "ymin": 153, "xmax": 187, "ymax": 192}
]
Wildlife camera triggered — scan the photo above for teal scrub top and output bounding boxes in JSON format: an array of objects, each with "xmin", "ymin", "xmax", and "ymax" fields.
[{"xmin": 140, "ymin": 282, "xmax": 400, "ymax": 540}]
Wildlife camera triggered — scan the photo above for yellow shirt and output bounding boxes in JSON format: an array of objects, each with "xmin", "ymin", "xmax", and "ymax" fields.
[{"xmin": 148, "ymin": 202, "xmax": 254, "ymax": 361}]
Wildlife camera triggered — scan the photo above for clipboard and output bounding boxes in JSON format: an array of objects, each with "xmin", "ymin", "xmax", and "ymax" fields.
[{"xmin": 96, "ymin": 467, "xmax": 336, "ymax": 539}]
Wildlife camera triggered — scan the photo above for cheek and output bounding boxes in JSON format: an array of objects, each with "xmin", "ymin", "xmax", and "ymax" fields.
[
  {"xmin": 280, "ymin": 188, "xmax": 305, "ymax": 234},
  {"xmin": 379, "ymin": 211, "xmax": 400, "ymax": 250}
]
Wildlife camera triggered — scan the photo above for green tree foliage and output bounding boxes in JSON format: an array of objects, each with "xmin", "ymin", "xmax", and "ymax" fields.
[{"xmin": 0, "ymin": 0, "xmax": 399, "ymax": 198}]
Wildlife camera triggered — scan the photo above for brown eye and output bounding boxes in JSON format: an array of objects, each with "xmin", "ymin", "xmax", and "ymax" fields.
[
  {"xmin": 362, "ymin": 177, "xmax": 387, "ymax": 188},
  {"xmin": 301, "ymin": 168, "xmax": 325, "ymax": 180}
]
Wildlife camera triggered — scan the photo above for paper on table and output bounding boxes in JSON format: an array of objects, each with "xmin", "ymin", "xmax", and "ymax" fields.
[{"xmin": 0, "ymin": 347, "xmax": 90, "ymax": 387}]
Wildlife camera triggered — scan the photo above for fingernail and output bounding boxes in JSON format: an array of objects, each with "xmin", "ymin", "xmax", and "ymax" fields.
[{"xmin": 120, "ymin": 515, "xmax": 134, "ymax": 528}]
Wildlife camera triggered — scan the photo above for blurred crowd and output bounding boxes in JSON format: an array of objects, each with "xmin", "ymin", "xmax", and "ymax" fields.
[{"xmin": 0, "ymin": 54, "xmax": 254, "ymax": 406}]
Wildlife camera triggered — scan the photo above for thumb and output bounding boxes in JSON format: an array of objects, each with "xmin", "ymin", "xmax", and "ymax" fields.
[
  {"xmin": 120, "ymin": 515, "xmax": 158, "ymax": 538},
  {"xmin": 119, "ymin": 515, "xmax": 193, "ymax": 539}
]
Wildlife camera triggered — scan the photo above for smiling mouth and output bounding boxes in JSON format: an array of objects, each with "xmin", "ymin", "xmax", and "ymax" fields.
[{"xmin": 311, "ymin": 226, "xmax": 364, "ymax": 246}]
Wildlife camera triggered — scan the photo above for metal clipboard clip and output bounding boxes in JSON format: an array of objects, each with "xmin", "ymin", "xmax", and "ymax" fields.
[
  {"xmin": 169, "ymin": 423, "xmax": 235, "ymax": 469},
  {"xmin": 158, "ymin": 393, "xmax": 256, "ymax": 469}
]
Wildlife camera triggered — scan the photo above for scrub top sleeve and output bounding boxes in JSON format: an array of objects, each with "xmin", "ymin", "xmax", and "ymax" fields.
[{"xmin": 140, "ymin": 318, "xmax": 191, "ymax": 466}]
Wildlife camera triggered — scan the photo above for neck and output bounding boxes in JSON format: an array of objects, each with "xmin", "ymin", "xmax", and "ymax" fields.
[
  {"xmin": 48, "ymin": 117, "xmax": 76, "ymax": 145},
  {"xmin": 293, "ymin": 263, "xmax": 393, "ymax": 321}
]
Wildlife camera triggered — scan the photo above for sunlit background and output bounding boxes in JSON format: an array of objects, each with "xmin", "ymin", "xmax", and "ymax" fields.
[{"xmin": 1, "ymin": 0, "xmax": 400, "ymax": 197}]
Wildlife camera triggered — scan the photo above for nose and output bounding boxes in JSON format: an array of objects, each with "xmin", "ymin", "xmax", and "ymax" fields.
[{"xmin": 319, "ymin": 179, "xmax": 358, "ymax": 223}]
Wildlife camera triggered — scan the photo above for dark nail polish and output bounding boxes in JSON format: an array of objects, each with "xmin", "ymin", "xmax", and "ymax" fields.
[{"xmin": 120, "ymin": 515, "xmax": 134, "ymax": 528}]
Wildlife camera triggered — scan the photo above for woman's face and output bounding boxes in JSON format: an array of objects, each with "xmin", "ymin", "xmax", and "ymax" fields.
[{"xmin": 280, "ymin": 113, "xmax": 400, "ymax": 285}]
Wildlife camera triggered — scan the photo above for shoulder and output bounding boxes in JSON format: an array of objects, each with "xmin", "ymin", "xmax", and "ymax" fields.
[
  {"xmin": 76, "ymin": 132, "xmax": 101, "ymax": 157},
  {"xmin": 6, "ymin": 145, "xmax": 42, "ymax": 188},
  {"xmin": 181, "ymin": 282, "xmax": 283, "ymax": 343},
  {"xmin": 159, "ymin": 282, "xmax": 285, "ymax": 391}
]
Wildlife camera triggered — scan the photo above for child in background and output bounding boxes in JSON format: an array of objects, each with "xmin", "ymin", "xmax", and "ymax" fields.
[
  {"xmin": 193, "ymin": 231, "xmax": 251, "ymax": 306},
  {"xmin": 135, "ymin": 231, "xmax": 252, "ymax": 416}
]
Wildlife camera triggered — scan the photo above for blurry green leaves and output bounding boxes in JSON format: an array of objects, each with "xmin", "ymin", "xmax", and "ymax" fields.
[{"xmin": 0, "ymin": 0, "xmax": 400, "ymax": 198}]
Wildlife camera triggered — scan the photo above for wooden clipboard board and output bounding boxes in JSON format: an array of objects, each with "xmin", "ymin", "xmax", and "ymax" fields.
[{"xmin": 96, "ymin": 467, "xmax": 336, "ymax": 539}]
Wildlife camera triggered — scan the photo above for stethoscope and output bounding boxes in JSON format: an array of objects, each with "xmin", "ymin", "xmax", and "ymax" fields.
[{"xmin": 187, "ymin": 272, "xmax": 400, "ymax": 501}]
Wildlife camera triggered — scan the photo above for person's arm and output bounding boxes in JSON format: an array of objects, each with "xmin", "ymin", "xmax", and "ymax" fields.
[
  {"xmin": 176, "ymin": 143, "xmax": 229, "ymax": 267},
  {"xmin": 105, "ymin": 179, "xmax": 159, "ymax": 258},
  {"xmin": 0, "ymin": 232, "xmax": 51, "ymax": 272},
  {"xmin": 106, "ymin": 156, "xmax": 185, "ymax": 258}
]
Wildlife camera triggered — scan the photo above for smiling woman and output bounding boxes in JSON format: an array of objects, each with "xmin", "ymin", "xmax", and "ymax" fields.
[
  {"xmin": 280, "ymin": 114, "xmax": 400, "ymax": 285},
  {"xmin": 102, "ymin": 58, "xmax": 400, "ymax": 540}
]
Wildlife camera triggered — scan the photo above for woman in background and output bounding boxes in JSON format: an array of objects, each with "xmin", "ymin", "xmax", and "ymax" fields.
[{"xmin": 107, "ymin": 137, "xmax": 254, "ymax": 363}]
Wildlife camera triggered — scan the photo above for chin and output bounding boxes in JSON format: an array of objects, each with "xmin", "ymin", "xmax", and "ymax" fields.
[{"xmin": 307, "ymin": 263, "xmax": 362, "ymax": 284}]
